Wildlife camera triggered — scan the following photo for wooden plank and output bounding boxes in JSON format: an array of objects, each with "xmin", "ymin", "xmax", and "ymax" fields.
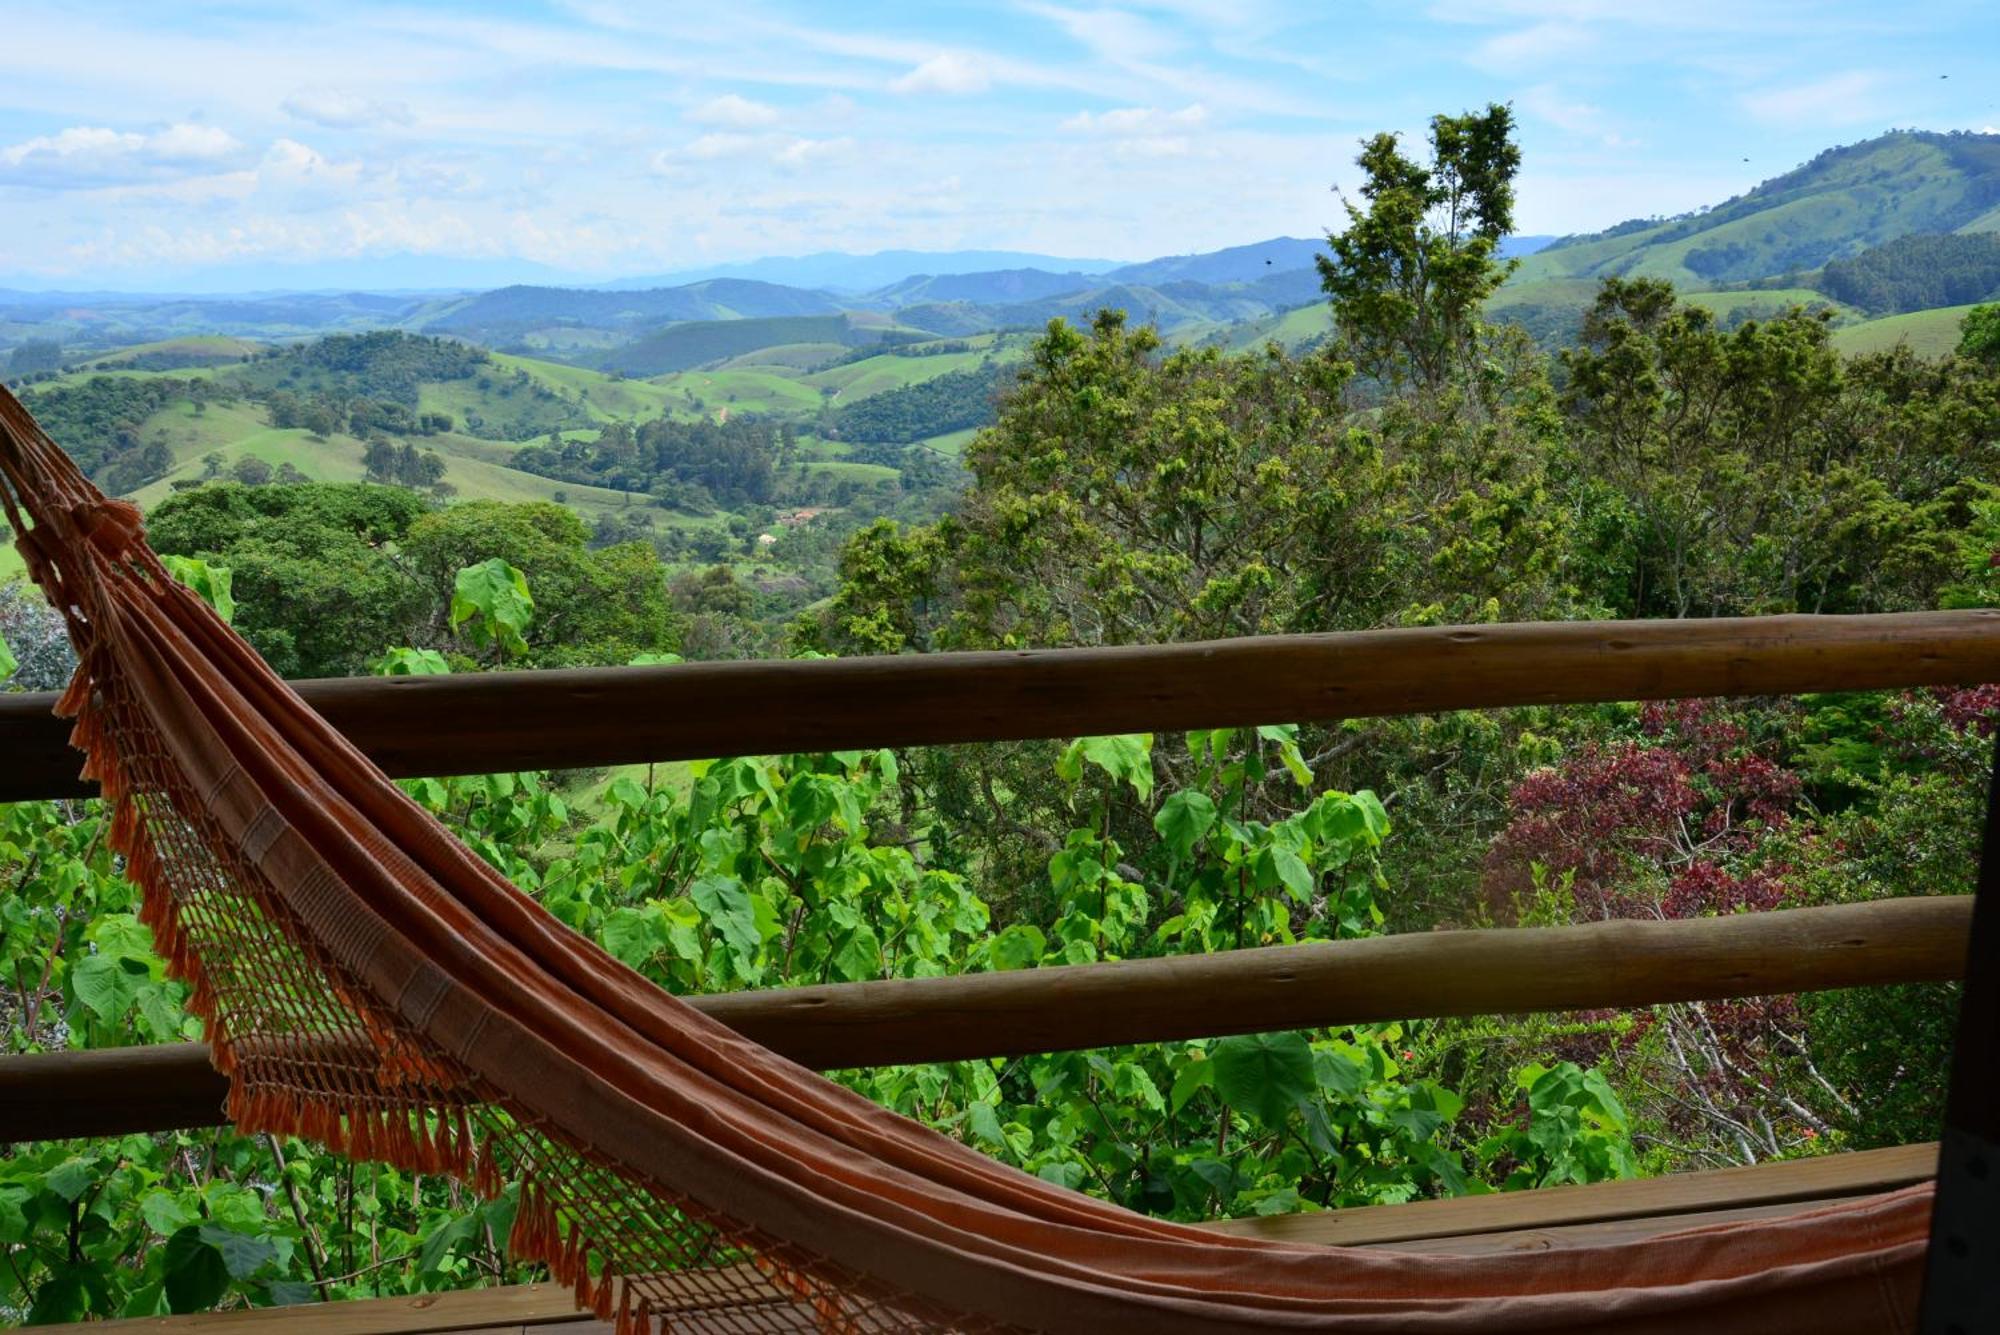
[
  {"xmin": 1362, "ymin": 1194, "xmax": 1883, "ymax": 1256},
  {"xmin": 88, "ymin": 1283, "xmax": 598, "ymax": 1335},
  {"xmin": 4, "ymin": 610, "xmax": 1997, "ymax": 802},
  {"xmin": 1204, "ymin": 1141, "xmax": 1938, "ymax": 1247},
  {"xmin": 86, "ymin": 1149, "xmax": 1935, "ymax": 1333},
  {"xmin": 1, "ymin": 898, "xmax": 1968, "ymax": 1140}
]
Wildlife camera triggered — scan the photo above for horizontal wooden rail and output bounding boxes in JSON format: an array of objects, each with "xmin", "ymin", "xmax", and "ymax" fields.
[
  {"xmin": 78, "ymin": 1144, "xmax": 1940, "ymax": 1331},
  {"xmin": 2, "ymin": 610, "xmax": 1997, "ymax": 803},
  {"xmin": 2, "ymin": 896, "xmax": 1969, "ymax": 1142}
]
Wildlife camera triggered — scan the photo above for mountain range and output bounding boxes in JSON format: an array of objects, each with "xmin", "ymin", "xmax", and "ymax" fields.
[{"xmin": 5, "ymin": 128, "xmax": 1999, "ymax": 372}]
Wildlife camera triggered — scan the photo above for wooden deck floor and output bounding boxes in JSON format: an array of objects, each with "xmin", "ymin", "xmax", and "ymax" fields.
[{"xmin": 92, "ymin": 1143, "xmax": 1936, "ymax": 1334}]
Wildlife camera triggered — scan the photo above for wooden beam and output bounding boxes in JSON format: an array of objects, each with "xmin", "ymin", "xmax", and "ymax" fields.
[
  {"xmin": 3, "ymin": 610, "xmax": 1997, "ymax": 802},
  {"xmin": 84, "ymin": 1146, "xmax": 1937, "ymax": 1332},
  {"xmin": 2, "ymin": 897, "xmax": 1968, "ymax": 1141},
  {"xmin": 1208, "ymin": 1141, "xmax": 1938, "ymax": 1247}
]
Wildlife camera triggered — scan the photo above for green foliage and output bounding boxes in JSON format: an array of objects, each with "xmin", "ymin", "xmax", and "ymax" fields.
[
  {"xmin": 1961, "ymin": 303, "xmax": 2000, "ymax": 365},
  {"xmin": 16, "ymin": 376, "xmax": 224, "ymax": 492},
  {"xmin": 145, "ymin": 484, "xmax": 681, "ymax": 673},
  {"xmin": 148, "ymin": 483, "xmax": 434, "ymax": 678},
  {"xmin": 1479, "ymin": 1062, "xmax": 1636, "ymax": 1188},
  {"xmin": 816, "ymin": 307, "xmax": 1573, "ymax": 656},
  {"xmin": 0, "ymin": 627, "xmax": 16, "ymax": 684},
  {"xmin": 1561, "ymin": 278, "xmax": 1994, "ymax": 617},
  {"xmin": 1318, "ymin": 103, "xmax": 1520, "ymax": 390},
  {"xmin": 372, "ymin": 647, "xmax": 451, "ymax": 676},
  {"xmin": 159, "ymin": 556, "xmax": 235, "ymax": 623},
  {"xmin": 402, "ymin": 501, "xmax": 681, "ymax": 667},
  {"xmin": 231, "ymin": 332, "xmax": 489, "ymax": 408},
  {"xmin": 449, "ymin": 559, "xmax": 535, "ymax": 659},
  {"xmin": 1818, "ymin": 232, "xmax": 2000, "ymax": 315},
  {"xmin": 514, "ymin": 417, "xmax": 780, "ymax": 508},
  {"xmin": 834, "ymin": 362, "xmax": 1014, "ymax": 444},
  {"xmin": 597, "ymin": 315, "xmax": 857, "ymax": 378}
]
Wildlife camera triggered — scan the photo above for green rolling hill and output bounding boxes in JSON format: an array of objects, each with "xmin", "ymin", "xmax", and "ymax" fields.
[
  {"xmin": 1516, "ymin": 131, "xmax": 2000, "ymax": 291},
  {"xmin": 1830, "ymin": 304, "xmax": 1979, "ymax": 357}
]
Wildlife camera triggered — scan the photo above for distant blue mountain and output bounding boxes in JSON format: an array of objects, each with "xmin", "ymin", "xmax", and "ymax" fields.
[
  {"xmin": 0, "ymin": 254, "xmax": 583, "ymax": 296},
  {"xmin": 601, "ymin": 249, "xmax": 1123, "ymax": 294},
  {"xmin": 1106, "ymin": 238, "xmax": 1328, "ymax": 286}
]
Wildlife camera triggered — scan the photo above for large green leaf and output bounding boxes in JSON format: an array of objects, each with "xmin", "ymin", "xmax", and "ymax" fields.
[
  {"xmin": 26, "ymin": 1264, "xmax": 89, "ymax": 1325},
  {"xmin": 1075, "ymin": 734, "xmax": 1154, "ymax": 801},
  {"xmin": 985, "ymin": 923, "xmax": 1045, "ymax": 971},
  {"xmin": 162, "ymin": 1227, "xmax": 229, "ymax": 1314},
  {"xmin": 197, "ymin": 1224, "xmax": 276, "ymax": 1280},
  {"xmin": 373, "ymin": 647, "xmax": 451, "ymax": 676},
  {"xmin": 160, "ymin": 555, "xmax": 236, "ymax": 623},
  {"xmin": 71, "ymin": 954, "xmax": 142, "ymax": 1021},
  {"xmin": 1211, "ymin": 1031, "xmax": 1317, "ymax": 1128},
  {"xmin": 449, "ymin": 558, "xmax": 534, "ymax": 657},
  {"xmin": 689, "ymin": 875, "xmax": 761, "ymax": 965},
  {"xmin": 0, "ymin": 629, "xmax": 16, "ymax": 684},
  {"xmin": 600, "ymin": 905, "xmax": 666, "ymax": 968},
  {"xmin": 1153, "ymin": 791, "xmax": 1216, "ymax": 862}
]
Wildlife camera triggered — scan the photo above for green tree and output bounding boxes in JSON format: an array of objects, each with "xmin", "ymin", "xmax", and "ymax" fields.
[
  {"xmin": 229, "ymin": 456, "xmax": 272, "ymax": 487},
  {"xmin": 1560, "ymin": 279, "xmax": 1985, "ymax": 617},
  {"xmin": 400, "ymin": 501, "xmax": 680, "ymax": 666},
  {"xmin": 1317, "ymin": 103, "xmax": 1521, "ymax": 391},
  {"xmin": 1961, "ymin": 302, "xmax": 2000, "ymax": 365}
]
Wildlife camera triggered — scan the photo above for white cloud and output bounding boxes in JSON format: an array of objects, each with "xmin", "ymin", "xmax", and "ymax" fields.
[
  {"xmin": 1027, "ymin": 4, "xmax": 1181, "ymax": 64},
  {"xmin": 1467, "ymin": 21, "xmax": 1592, "ymax": 73},
  {"xmin": 1742, "ymin": 72, "xmax": 1883, "ymax": 127},
  {"xmin": 680, "ymin": 132, "xmax": 758, "ymax": 160},
  {"xmin": 772, "ymin": 136, "xmax": 854, "ymax": 170},
  {"xmin": 282, "ymin": 90, "xmax": 413, "ymax": 130},
  {"xmin": 1062, "ymin": 103, "xmax": 1207, "ymax": 135},
  {"xmin": 259, "ymin": 138, "xmax": 366, "ymax": 194},
  {"xmin": 0, "ymin": 122, "xmax": 248, "ymax": 187},
  {"xmin": 687, "ymin": 93, "xmax": 780, "ymax": 127},
  {"xmin": 1517, "ymin": 84, "xmax": 1636, "ymax": 147},
  {"xmin": 890, "ymin": 52, "xmax": 991, "ymax": 94}
]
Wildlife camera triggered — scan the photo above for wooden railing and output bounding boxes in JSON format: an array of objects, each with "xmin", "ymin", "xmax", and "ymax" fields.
[
  {"xmin": 3, "ymin": 611, "xmax": 1997, "ymax": 801},
  {"xmin": 1, "ymin": 609, "xmax": 1994, "ymax": 1146}
]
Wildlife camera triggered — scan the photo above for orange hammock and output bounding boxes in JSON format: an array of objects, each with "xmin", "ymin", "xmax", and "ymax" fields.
[{"xmin": 0, "ymin": 383, "xmax": 1929, "ymax": 1333}]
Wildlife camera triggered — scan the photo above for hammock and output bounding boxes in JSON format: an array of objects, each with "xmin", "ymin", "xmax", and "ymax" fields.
[{"xmin": 0, "ymin": 382, "xmax": 1929, "ymax": 1333}]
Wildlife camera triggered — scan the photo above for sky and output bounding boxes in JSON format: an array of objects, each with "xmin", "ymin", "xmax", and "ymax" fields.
[{"xmin": 0, "ymin": 0, "xmax": 1996, "ymax": 291}]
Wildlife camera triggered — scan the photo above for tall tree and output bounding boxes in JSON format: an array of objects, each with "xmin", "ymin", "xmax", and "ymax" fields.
[{"xmin": 1317, "ymin": 104, "xmax": 1521, "ymax": 391}]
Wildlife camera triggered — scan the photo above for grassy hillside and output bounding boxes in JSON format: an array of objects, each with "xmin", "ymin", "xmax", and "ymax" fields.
[
  {"xmin": 715, "ymin": 342, "xmax": 849, "ymax": 371},
  {"xmin": 597, "ymin": 315, "xmax": 862, "ymax": 377},
  {"xmin": 1830, "ymin": 304, "xmax": 1977, "ymax": 357},
  {"xmin": 114, "ymin": 395, "xmax": 719, "ymax": 532},
  {"xmin": 76, "ymin": 335, "xmax": 264, "ymax": 372},
  {"xmin": 1516, "ymin": 131, "xmax": 2000, "ymax": 290}
]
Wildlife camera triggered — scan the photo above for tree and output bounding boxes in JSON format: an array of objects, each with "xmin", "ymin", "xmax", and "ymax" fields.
[
  {"xmin": 230, "ymin": 456, "xmax": 273, "ymax": 486},
  {"xmin": 1317, "ymin": 103, "xmax": 1521, "ymax": 391},
  {"xmin": 7, "ymin": 338, "xmax": 62, "ymax": 376},
  {"xmin": 1560, "ymin": 279, "xmax": 1983, "ymax": 618},
  {"xmin": 147, "ymin": 483, "xmax": 434, "ymax": 677},
  {"xmin": 400, "ymin": 502, "xmax": 681, "ymax": 666},
  {"xmin": 1961, "ymin": 303, "xmax": 2000, "ymax": 365}
]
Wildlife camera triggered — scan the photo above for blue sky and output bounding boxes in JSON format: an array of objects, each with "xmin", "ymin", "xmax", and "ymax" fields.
[{"xmin": 0, "ymin": 0, "xmax": 1995, "ymax": 290}]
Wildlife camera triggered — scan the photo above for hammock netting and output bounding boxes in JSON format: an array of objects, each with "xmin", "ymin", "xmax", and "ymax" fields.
[{"xmin": 0, "ymin": 382, "xmax": 1934, "ymax": 1332}]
